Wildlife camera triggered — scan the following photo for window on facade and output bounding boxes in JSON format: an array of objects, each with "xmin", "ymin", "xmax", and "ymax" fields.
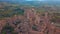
[
  {"xmin": 42, "ymin": 14, "xmax": 45, "ymax": 16},
  {"xmin": 13, "ymin": 20, "xmax": 21, "ymax": 25},
  {"xmin": 32, "ymin": 17, "xmax": 35, "ymax": 21},
  {"xmin": 32, "ymin": 24, "xmax": 38, "ymax": 31},
  {"xmin": 39, "ymin": 20, "xmax": 44, "ymax": 26}
]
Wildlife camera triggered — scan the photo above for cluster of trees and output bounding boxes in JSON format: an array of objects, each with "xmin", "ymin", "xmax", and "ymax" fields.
[
  {"xmin": 50, "ymin": 13, "xmax": 60, "ymax": 23},
  {"xmin": 0, "ymin": 7, "xmax": 24, "ymax": 19},
  {"xmin": 1, "ymin": 23, "xmax": 18, "ymax": 34}
]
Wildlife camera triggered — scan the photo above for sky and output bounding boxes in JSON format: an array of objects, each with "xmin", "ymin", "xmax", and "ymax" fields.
[
  {"xmin": 26, "ymin": 0, "xmax": 60, "ymax": 1},
  {"xmin": 26, "ymin": 0, "xmax": 43, "ymax": 1},
  {"xmin": 0, "ymin": 0, "xmax": 60, "ymax": 1}
]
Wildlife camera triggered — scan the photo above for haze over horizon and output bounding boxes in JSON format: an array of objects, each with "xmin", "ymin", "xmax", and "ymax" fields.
[
  {"xmin": 0, "ymin": 0, "xmax": 60, "ymax": 1},
  {"xmin": 0, "ymin": 0, "xmax": 60, "ymax": 7}
]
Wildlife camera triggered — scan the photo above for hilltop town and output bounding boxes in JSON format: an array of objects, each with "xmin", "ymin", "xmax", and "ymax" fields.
[{"xmin": 0, "ymin": 2, "xmax": 60, "ymax": 34}]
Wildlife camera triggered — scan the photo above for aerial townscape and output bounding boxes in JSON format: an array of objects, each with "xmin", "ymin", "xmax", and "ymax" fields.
[{"xmin": 0, "ymin": 0, "xmax": 60, "ymax": 34}]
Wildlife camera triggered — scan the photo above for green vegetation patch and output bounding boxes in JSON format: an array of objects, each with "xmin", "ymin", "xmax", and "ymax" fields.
[{"xmin": 1, "ymin": 23, "xmax": 18, "ymax": 34}]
